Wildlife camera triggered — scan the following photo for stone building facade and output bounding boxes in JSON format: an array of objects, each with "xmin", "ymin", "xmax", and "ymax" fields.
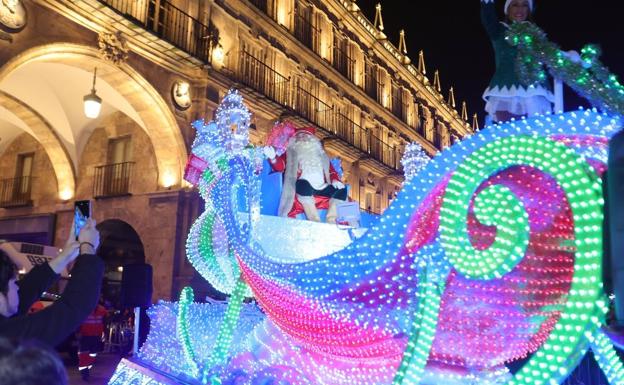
[{"xmin": 0, "ymin": 0, "xmax": 472, "ymax": 301}]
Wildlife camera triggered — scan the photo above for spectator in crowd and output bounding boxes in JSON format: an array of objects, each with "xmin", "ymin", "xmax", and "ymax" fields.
[
  {"xmin": 77, "ymin": 297, "xmax": 108, "ymax": 381},
  {"xmin": 0, "ymin": 336, "xmax": 68, "ymax": 385},
  {"xmin": 0, "ymin": 219, "xmax": 104, "ymax": 347}
]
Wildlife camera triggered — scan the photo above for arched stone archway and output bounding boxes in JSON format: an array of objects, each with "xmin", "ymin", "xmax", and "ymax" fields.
[
  {"xmin": 0, "ymin": 43, "xmax": 187, "ymax": 192},
  {"xmin": 0, "ymin": 91, "xmax": 75, "ymax": 199},
  {"xmin": 97, "ymin": 219, "xmax": 146, "ymax": 306}
]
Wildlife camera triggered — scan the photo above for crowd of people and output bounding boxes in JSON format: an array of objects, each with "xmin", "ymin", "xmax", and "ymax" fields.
[{"xmin": 0, "ymin": 219, "xmax": 134, "ymax": 383}]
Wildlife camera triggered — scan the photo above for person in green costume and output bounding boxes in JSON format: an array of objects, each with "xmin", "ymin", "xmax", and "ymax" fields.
[{"xmin": 481, "ymin": 0, "xmax": 554, "ymax": 123}]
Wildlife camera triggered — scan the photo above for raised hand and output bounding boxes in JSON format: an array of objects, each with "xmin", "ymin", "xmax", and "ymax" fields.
[
  {"xmin": 263, "ymin": 146, "xmax": 277, "ymax": 160},
  {"xmin": 78, "ymin": 218, "xmax": 100, "ymax": 254}
]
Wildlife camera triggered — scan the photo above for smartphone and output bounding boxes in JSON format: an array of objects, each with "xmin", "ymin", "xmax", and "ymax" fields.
[{"xmin": 74, "ymin": 200, "xmax": 91, "ymax": 239}]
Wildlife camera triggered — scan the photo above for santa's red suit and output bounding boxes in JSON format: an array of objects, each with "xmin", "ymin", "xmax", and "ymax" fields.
[{"xmin": 267, "ymin": 126, "xmax": 348, "ymax": 222}]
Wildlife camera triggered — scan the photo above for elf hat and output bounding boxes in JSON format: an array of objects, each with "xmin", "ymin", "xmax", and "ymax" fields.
[{"xmin": 504, "ymin": 0, "xmax": 533, "ymax": 14}]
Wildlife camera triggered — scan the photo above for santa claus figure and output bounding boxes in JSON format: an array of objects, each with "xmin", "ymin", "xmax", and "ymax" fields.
[{"xmin": 264, "ymin": 126, "xmax": 348, "ymax": 223}]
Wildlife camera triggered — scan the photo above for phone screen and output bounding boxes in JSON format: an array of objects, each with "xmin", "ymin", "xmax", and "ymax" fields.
[{"xmin": 74, "ymin": 200, "xmax": 91, "ymax": 238}]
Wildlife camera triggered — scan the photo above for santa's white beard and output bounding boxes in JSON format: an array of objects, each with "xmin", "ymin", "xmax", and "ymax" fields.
[{"xmin": 288, "ymin": 135, "xmax": 327, "ymax": 189}]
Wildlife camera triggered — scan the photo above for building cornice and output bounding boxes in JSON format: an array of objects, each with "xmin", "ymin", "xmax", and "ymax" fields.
[
  {"xmin": 35, "ymin": 0, "xmax": 206, "ymax": 81},
  {"xmin": 328, "ymin": 1, "xmax": 472, "ymax": 137}
]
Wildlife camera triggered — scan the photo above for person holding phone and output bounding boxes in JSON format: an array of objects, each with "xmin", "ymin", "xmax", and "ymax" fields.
[
  {"xmin": 0, "ymin": 216, "xmax": 104, "ymax": 348},
  {"xmin": 74, "ymin": 200, "xmax": 91, "ymax": 240}
]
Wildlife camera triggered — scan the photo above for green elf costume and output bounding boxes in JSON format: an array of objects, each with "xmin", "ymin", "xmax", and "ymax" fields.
[{"xmin": 481, "ymin": 0, "xmax": 553, "ymax": 122}]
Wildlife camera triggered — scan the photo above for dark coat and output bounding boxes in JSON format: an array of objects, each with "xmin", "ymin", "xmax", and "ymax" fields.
[{"xmin": 0, "ymin": 254, "xmax": 104, "ymax": 347}]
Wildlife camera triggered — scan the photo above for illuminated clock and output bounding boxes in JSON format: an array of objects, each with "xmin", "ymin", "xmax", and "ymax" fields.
[{"xmin": 172, "ymin": 81, "xmax": 192, "ymax": 111}]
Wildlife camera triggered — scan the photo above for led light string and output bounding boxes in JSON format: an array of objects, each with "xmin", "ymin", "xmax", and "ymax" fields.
[
  {"xmin": 433, "ymin": 155, "xmax": 577, "ymax": 370},
  {"xmin": 449, "ymin": 136, "xmax": 606, "ymax": 385},
  {"xmin": 182, "ymin": 88, "xmax": 623, "ymax": 385},
  {"xmin": 590, "ymin": 328, "xmax": 624, "ymax": 385},
  {"xmin": 228, "ymin": 110, "xmax": 616, "ymax": 368},
  {"xmin": 393, "ymin": 243, "xmax": 449, "ymax": 385},
  {"xmin": 177, "ymin": 286, "xmax": 200, "ymax": 378},
  {"xmin": 507, "ymin": 22, "xmax": 624, "ymax": 115},
  {"xmin": 108, "ymin": 361, "xmax": 169, "ymax": 385},
  {"xmin": 400, "ymin": 142, "xmax": 430, "ymax": 183},
  {"xmin": 205, "ymin": 275, "xmax": 248, "ymax": 370},
  {"xmin": 441, "ymin": 180, "xmax": 530, "ymax": 279}
]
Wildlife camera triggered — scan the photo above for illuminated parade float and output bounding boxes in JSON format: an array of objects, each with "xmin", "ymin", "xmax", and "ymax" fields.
[{"xmin": 108, "ymin": 24, "xmax": 624, "ymax": 385}]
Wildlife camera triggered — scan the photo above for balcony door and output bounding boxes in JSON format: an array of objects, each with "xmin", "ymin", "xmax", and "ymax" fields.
[
  {"xmin": 104, "ymin": 136, "xmax": 132, "ymax": 196},
  {"xmin": 15, "ymin": 153, "xmax": 33, "ymax": 199}
]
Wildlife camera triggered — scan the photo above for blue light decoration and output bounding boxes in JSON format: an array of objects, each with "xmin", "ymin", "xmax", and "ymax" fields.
[
  {"xmin": 108, "ymin": 360, "xmax": 171, "ymax": 385},
  {"xmin": 109, "ymin": 85, "xmax": 624, "ymax": 385}
]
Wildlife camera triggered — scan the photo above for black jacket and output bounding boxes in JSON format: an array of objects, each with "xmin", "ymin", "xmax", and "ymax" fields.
[{"xmin": 0, "ymin": 254, "xmax": 104, "ymax": 347}]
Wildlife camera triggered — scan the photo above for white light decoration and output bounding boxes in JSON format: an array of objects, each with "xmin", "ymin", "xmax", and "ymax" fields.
[
  {"xmin": 400, "ymin": 142, "xmax": 430, "ymax": 183},
  {"xmin": 212, "ymin": 44, "xmax": 225, "ymax": 65},
  {"xmin": 83, "ymin": 67, "xmax": 102, "ymax": 119}
]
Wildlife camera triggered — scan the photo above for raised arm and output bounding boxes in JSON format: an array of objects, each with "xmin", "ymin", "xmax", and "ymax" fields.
[
  {"xmin": 1, "ymin": 253, "xmax": 104, "ymax": 347},
  {"xmin": 0, "ymin": 219, "xmax": 103, "ymax": 347},
  {"xmin": 481, "ymin": 0, "xmax": 505, "ymax": 39}
]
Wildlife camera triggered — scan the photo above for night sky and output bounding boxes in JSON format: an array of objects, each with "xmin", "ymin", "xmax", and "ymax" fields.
[{"xmin": 355, "ymin": 0, "xmax": 624, "ymax": 126}]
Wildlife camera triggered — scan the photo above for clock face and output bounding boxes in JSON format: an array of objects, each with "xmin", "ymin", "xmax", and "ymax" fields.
[
  {"xmin": 172, "ymin": 81, "xmax": 192, "ymax": 111},
  {"xmin": 0, "ymin": 0, "xmax": 27, "ymax": 32}
]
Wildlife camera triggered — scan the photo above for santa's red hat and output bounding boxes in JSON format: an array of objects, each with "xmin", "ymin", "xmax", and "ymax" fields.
[{"xmin": 296, "ymin": 126, "xmax": 316, "ymax": 136}]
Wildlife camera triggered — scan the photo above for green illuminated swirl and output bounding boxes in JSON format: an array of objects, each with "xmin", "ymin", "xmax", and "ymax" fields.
[
  {"xmin": 441, "ymin": 180, "xmax": 530, "ymax": 279},
  {"xmin": 436, "ymin": 135, "xmax": 606, "ymax": 385},
  {"xmin": 177, "ymin": 286, "xmax": 200, "ymax": 377}
]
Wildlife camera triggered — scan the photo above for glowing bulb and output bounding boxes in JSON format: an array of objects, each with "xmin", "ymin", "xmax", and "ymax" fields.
[
  {"xmin": 162, "ymin": 170, "xmax": 177, "ymax": 189},
  {"xmin": 59, "ymin": 187, "xmax": 73, "ymax": 201}
]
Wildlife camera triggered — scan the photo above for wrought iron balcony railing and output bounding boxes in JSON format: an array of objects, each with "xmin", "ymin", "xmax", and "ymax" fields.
[
  {"xmin": 0, "ymin": 176, "xmax": 33, "ymax": 208},
  {"xmin": 332, "ymin": 112, "xmax": 369, "ymax": 152},
  {"xmin": 235, "ymin": 53, "xmax": 401, "ymax": 170},
  {"xmin": 100, "ymin": 0, "xmax": 442, "ymax": 160},
  {"xmin": 332, "ymin": 112, "xmax": 401, "ymax": 170},
  {"xmin": 98, "ymin": 0, "xmax": 212, "ymax": 63},
  {"xmin": 237, "ymin": 50, "xmax": 291, "ymax": 107},
  {"xmin": 294, "ymin": 85, "xmax": 333, "ymax": 129},
  {"xmin": 93, "ymin": 162, "xmax": 134, "ymax": 198},
  {"xmin": 369, "ymin": 134, "xmax": 400, "ymax": 169}
]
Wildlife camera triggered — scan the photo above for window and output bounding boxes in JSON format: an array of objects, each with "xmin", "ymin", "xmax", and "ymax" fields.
[
  {"xmin": 95, "ymin": 136, "xmax": 133, "ymax": 197},
  {"xmin": 1, "ymin": 153, "xmax": 34, "ymax": 207},
  {"xmin": 377, "ymin": 69, "xmax": 388, "ymax": 107},
  {"xmin": 365, "ymin": 192, "xmax": 373, "ymax": 213},
  {"xmin": 375, "ymin": 190, "xmax": 382, "ymax": 213},
  {"xmin": 391, "ymin": 82, "xmax": 403, "ymax": 118},
  {"xmin": 332, "ymin": 31, "xmax": 350, "ymax": 77},
  {"xmin": 108, "ymin": 136, "xmax": 132, "ymax": 164},
  {"xmin": 15, "ymin": 153, "xmax": 33, "ymax": 197},
  {"xmin": 365, "ymin": 60, "xmax": 377, "ymax": 101},
  {"xmin": 274, "ymin": 0, "xmax": 292, "ymax": 28},
  {"xmin": 294, "ymin": 2, "xmax": 315, "ymax": 50}
]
